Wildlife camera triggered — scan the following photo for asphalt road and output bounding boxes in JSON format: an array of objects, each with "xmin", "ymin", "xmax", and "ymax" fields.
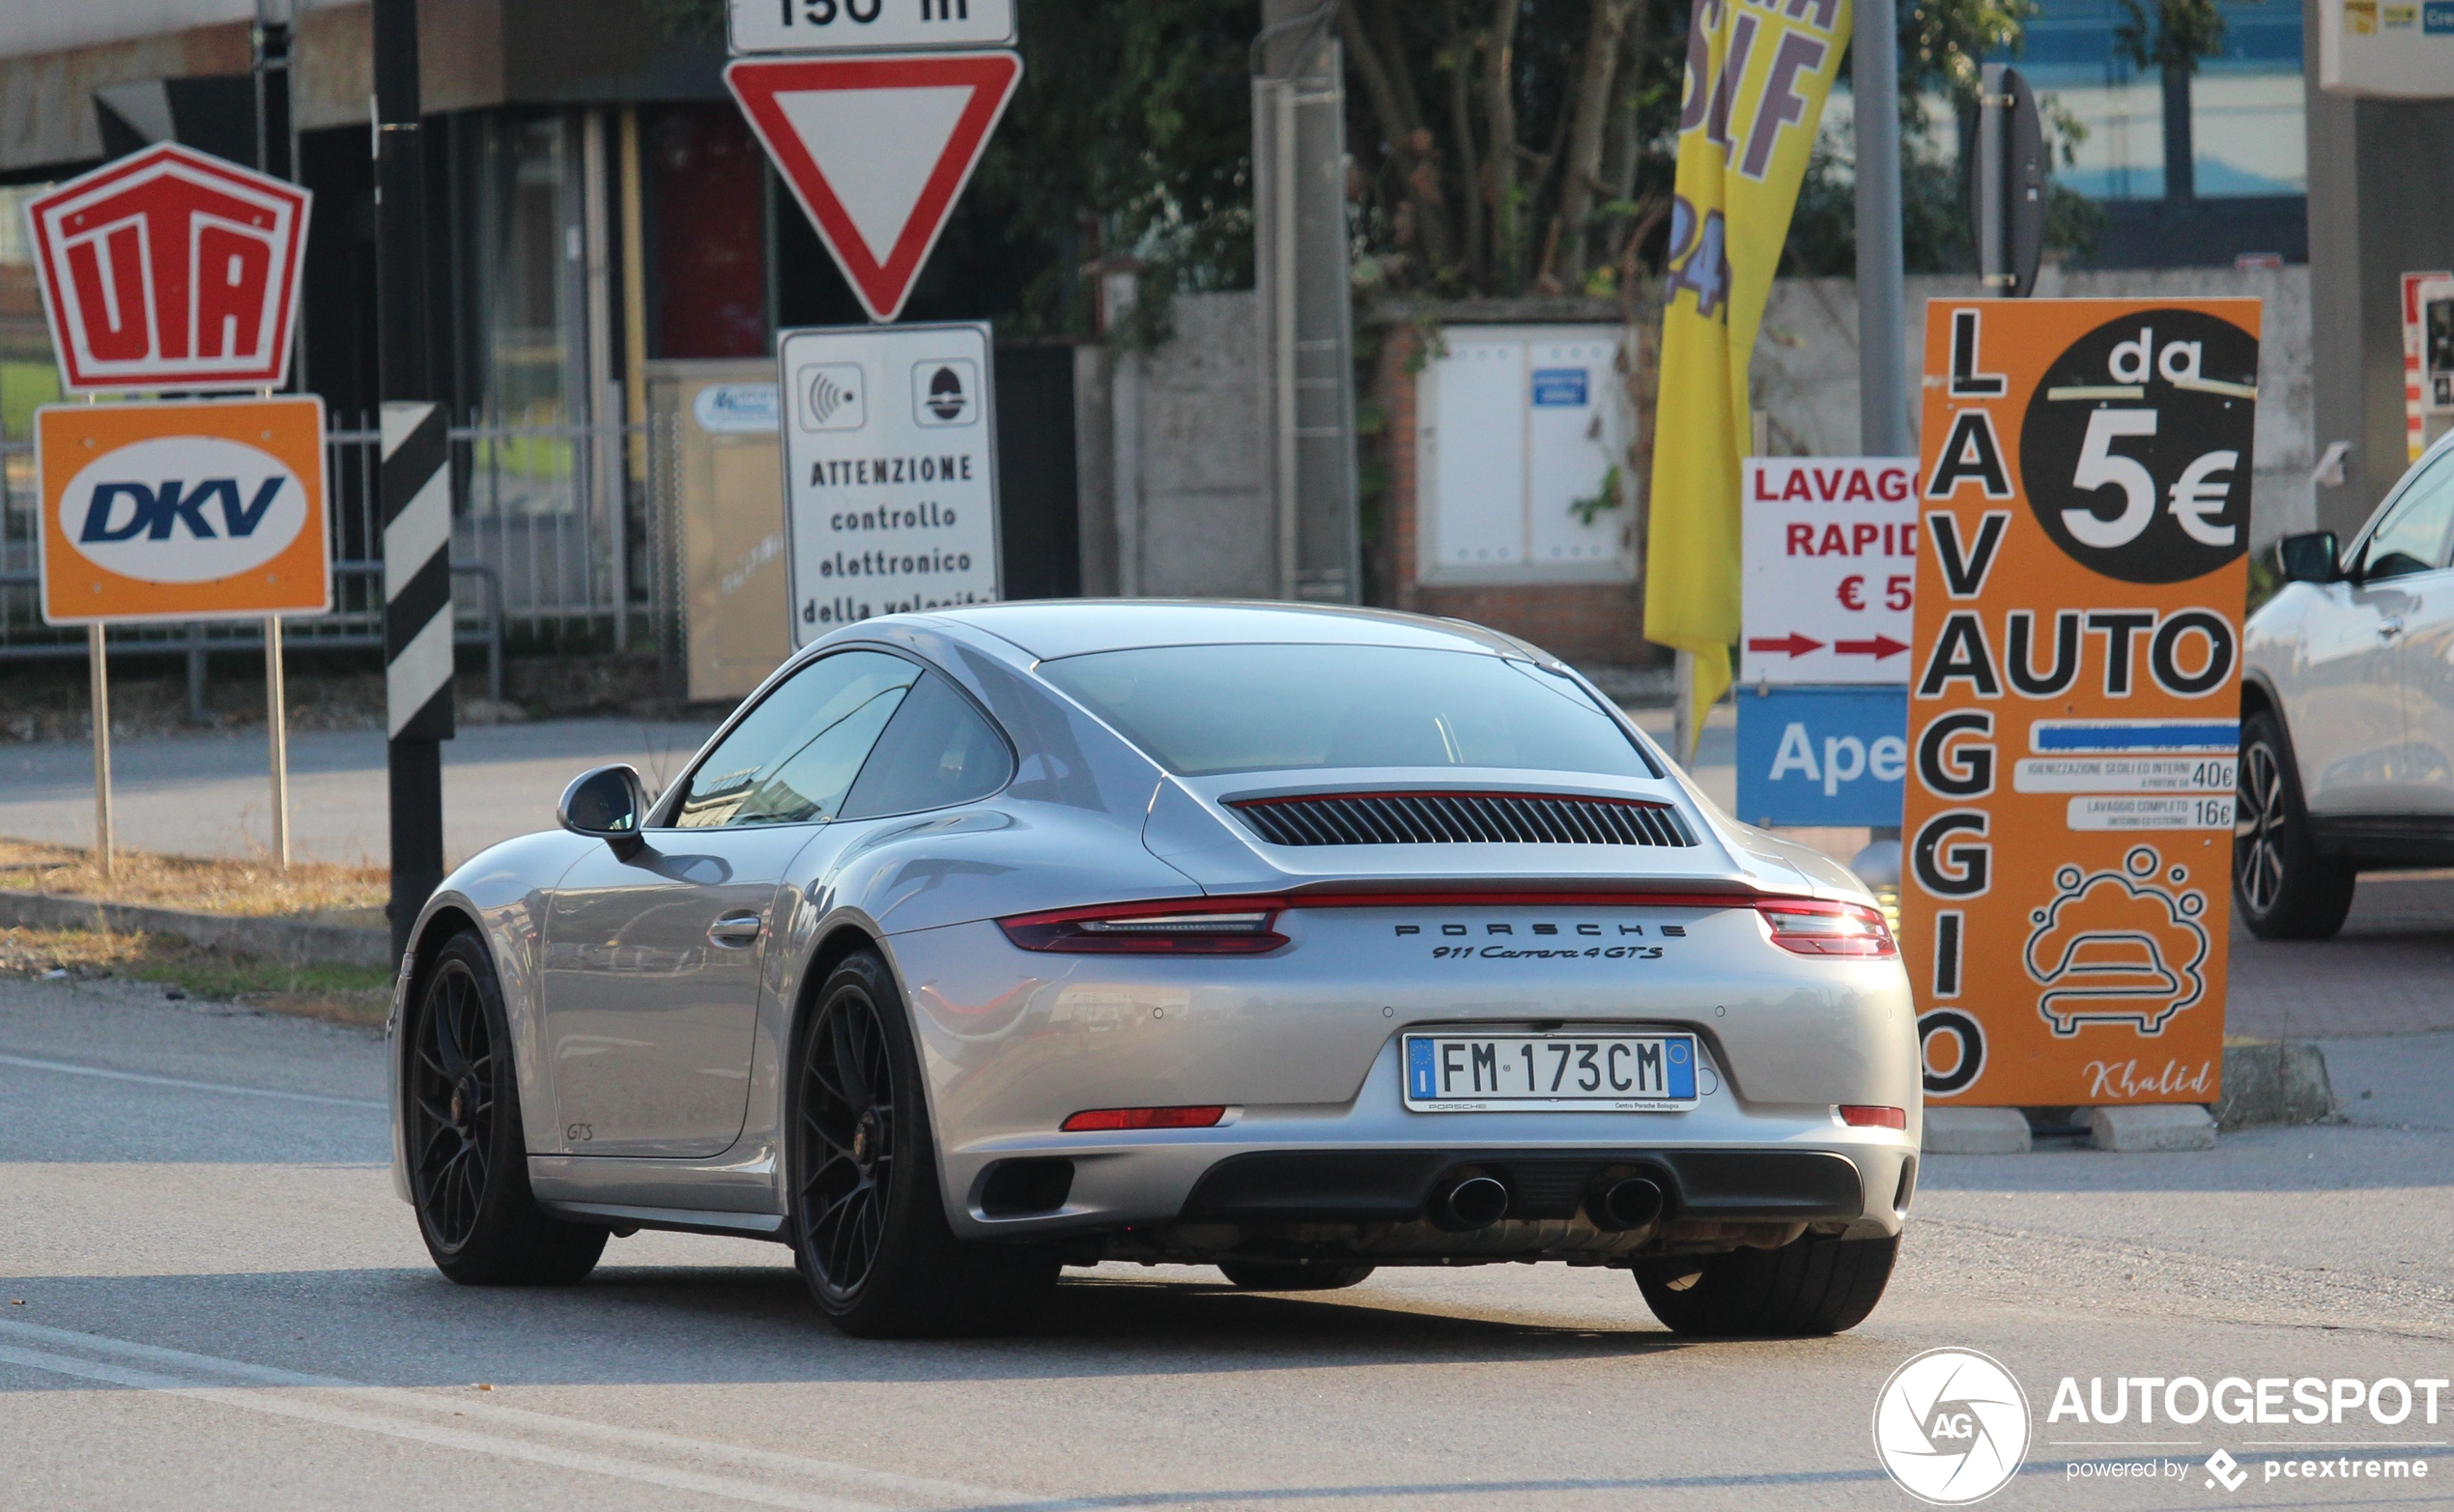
[
  {"xmin": 4, "ymin": 974, "xmax": 2451, "ymax": 1511},
  {"xmin": 0, "ymin": 719, "xmax": 720, "ymax": 869}
]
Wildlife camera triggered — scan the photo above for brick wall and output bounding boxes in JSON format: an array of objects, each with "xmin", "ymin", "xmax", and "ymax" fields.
[{"xmin": 1374, "ymin": 322, "xmax": 1659, "ymax": 670}]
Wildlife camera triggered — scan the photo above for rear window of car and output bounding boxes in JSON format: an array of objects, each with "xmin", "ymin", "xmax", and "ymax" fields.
[{"xmin": 1038, "ymin": 643, "xmax": 1660, "ymax": 780}]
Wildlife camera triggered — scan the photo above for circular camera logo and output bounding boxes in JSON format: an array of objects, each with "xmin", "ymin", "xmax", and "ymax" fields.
[{"xmin": 1873, "ymin": 1348, "xmax": 2031, "ymax": 1505}]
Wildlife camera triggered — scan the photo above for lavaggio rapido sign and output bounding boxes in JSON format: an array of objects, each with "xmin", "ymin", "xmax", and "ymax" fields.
[{"xmin": 1901, "ymin": 300, "xmax": 2259, "ymax": 1107}]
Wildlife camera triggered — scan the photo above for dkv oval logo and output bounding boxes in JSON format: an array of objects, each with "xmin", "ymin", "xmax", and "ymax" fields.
[{"xmin": 59, "ymin": 433, "xmax": 309, "ymax": 584}]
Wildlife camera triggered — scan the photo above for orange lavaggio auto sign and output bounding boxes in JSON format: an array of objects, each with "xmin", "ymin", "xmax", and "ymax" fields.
[
  {"xmin": 1902, "ymin": 299, "xmax": 2258, "ymax": 1108},
  {"xmin": 36, "ymin": 396, "xmax": 330, "ymax": 625}
]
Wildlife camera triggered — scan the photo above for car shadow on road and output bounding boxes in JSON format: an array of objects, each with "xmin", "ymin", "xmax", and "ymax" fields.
[{"xmin": 0, "ymin": 1260, "xmax": 1844, "ymax": 1392}]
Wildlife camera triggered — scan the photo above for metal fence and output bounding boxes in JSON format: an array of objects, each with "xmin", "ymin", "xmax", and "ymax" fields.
[{"xmin": 0, "ymin": 414, "xmax": 647, "ymax": 693}]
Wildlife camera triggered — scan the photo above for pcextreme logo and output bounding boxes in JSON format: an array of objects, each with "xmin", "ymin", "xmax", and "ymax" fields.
[{"xmin": 35, "ymin": 396, "xmax": 330, "ymax": 626}]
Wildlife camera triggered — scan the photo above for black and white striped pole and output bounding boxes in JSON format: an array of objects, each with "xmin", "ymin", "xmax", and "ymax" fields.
[{"xmin": 375, "ymin": 0, "xmax": 450, "ymax": 961}]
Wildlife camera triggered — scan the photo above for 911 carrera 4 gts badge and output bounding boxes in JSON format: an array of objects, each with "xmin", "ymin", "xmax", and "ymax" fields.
[{"xmin": 1395, "ymin": 921, "xmax": 1681, "ymax": 959}]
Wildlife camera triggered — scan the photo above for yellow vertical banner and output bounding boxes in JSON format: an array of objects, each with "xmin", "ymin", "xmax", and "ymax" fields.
[{"xmin": 1645, "ymin": 0, "xmax": 1855, "ymax": 749}]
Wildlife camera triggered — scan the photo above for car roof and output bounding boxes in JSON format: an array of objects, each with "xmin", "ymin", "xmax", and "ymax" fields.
[{"xmin": 924, "ymin": 600, "xmax": 1542, "ymax": 663}]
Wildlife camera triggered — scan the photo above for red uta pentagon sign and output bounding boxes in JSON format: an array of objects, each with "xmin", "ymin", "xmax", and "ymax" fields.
[{"xmin": 22, "ymin": 143, "xmax": 312, "ymax": 394}]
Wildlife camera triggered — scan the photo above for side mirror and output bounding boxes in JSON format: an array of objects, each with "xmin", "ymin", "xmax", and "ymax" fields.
[
  {"xmin": 2277, "ymin": 531, "xmax": 2340, "ymax": 585},
  {"xmin": 558, "ymin": 764, "xmax": 648, "ymax": 845}
]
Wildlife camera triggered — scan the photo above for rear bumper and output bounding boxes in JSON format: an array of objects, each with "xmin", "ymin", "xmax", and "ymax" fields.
[{"xmin": 1175, "ymin": 1147, "xmax": 1865, "ymax": 1226}]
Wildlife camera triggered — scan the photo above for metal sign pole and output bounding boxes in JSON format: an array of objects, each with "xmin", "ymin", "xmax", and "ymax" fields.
[
  {"xmin": 266, "ymin": 616, "xmax": 291, "ymax": 870},
  {"xmin": 375, "ymin": 0, "xmax": 451, "ymax": 962},
  {"xmin": 88, "ymin": 624, "xmax": 113, "ymax": 878},
  {"xmin": 1977, "ymin": 62, "xmax": 2008, "ymax": 296}
]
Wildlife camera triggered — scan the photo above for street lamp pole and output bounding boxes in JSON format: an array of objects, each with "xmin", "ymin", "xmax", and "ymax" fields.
[{"xmin": 1854, "ymin": 0, "xmax": 1911, "ymax": 459}]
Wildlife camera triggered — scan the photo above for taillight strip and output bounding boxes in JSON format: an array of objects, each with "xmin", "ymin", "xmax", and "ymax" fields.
[{"xmin": 999, "ymin": 889, "xmax": 1903, "ymax": 956}]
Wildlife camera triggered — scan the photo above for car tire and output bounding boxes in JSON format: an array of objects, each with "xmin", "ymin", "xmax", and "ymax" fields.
[
  {"xmin": 1633, "ymin": 1232, "xmax": 1898, "ymax": 1336},
  {"xmin": 1215, "ymin": 1262, "xmax": 1376, "ymax": 1292},
  {"xmin": 405, "ymin": 930, "xmax": 608, "ymax": 1286},
  {"xmin": 2234, "ymin": 708, "xmax": 2356, "ymax": 940},
  {"xmin": 788, "ymin": 949, "xmax": 1061, "ymax": 1339}
]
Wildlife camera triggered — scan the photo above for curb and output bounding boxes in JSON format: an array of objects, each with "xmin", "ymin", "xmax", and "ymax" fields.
[
  {"xmin": 2212, "ymin": 1039, "xmax": 2335, "ymax": 1129},
  {"xmin": 1926, "ymin": 1041, "xmax": 2335, "ymax": 1153},
  {"xmin": 0, "ymin": 889, "xmax": 395, "ymax": 974}
]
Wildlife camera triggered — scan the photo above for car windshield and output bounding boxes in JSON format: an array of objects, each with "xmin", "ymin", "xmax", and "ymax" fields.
[{"xmin": 1039, "ymin": 643, "xmax": 1659, "ymax": 780}]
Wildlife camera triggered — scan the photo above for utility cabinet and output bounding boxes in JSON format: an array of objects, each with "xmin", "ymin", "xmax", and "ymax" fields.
[{"xmin": 1414, "ymin": 325, "xmax": 1637, "ymax": 585}]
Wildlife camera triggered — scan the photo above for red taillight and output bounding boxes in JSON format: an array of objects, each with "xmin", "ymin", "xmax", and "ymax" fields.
[
  {"xmin": 1840, "ymin": 1104, "xmax": 1908, "ymax": 1129},
  {"xmin": 999, "ymin": 898, "xmax": 1289, "ymax": 955},
  {"xmin": 1756, "ymin": 899, "xmax": 1898, "ymax": 958},
  {"xmin": 1059, "ymin": 1105, "xmax": 1227, "ymax": 1132}
]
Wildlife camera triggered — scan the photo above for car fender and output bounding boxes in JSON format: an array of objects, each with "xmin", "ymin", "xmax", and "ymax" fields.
[{"xmin": 386, "ymin": 829, "xmax": 595, "ymax": 1203}]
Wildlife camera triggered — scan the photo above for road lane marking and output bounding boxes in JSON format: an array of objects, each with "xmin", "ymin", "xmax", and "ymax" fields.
[
  {"xmin": 0, "ymin": 1339, "xmax": 898, "ymax": 1511},
  {"xmin": 0, "ymin": 1052, "xmax": 385, "ymax": 1109},
  {"xmin": 0, "ymin": 1318, "xmax": 1067, "ymax": 1510}
]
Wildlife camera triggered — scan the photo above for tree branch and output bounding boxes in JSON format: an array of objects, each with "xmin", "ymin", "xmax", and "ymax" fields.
[
  {"xmin": 1340, "ymin": 0, "xmax": 1454, "ymax": 269},
  {"xmin": 1485, "ymin": 0, "xmax": 1522, "ymax": 292},
  {"xmin": 1545, "ymin": 0, "xmax": 1637, "ymax": 291},
  {"xmin": 1443, "ymin": 0, "xmax": 1486, "ymax": 288}
]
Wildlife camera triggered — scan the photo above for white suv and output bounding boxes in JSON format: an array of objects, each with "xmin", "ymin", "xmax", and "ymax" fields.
[{"xmin": 2240, "ymin": 433, "xmax": 2454, "ymax": 937}]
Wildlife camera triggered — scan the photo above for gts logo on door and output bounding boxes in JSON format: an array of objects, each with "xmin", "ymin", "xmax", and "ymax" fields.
[
  {"xmin": 565, "ymin": 1124, "xmax": 594, "ymax": 1142},
  {"xmin": 1391, "ymin": 923, "xmax": 1689, "ymax": 938}
]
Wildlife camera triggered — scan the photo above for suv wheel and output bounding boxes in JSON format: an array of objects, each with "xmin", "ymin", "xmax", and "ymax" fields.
[{"xmin": 2234, "ymin": 709, "xmax": 2355, "ymax": 940}]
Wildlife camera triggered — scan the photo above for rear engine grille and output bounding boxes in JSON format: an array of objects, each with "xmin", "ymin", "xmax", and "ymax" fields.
[{"xmin": 1229, "ymin": 792, "xmax": 1697, "ymax": 848}]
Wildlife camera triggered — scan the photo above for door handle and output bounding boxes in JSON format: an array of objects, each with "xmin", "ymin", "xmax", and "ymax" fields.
[
  {"xmin": 2381, "ymin": 616, "xmax": 2406, "ymax": 639},
  {"xmin": 706, "ymin": 912, "xmax": 765, "ymax": 949}
]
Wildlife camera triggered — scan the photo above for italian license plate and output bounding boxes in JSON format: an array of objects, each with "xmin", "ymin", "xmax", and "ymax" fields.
[{"xmin": 1402, "ymin": 1032, "xmax": 1698, "ymax": 1112}]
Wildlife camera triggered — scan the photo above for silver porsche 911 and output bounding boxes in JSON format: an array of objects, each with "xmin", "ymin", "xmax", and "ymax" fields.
[{"xmin": 388, "ymin": 602, "xmax": 1918, "ymax": 1338}]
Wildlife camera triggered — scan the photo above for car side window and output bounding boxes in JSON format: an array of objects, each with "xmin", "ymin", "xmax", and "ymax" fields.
[
  {"xmin": 839, "ymin": 673, "xmax": 1014, "ymax": 819},
  {"xmin": 2350, "ymin": 451, "xmax": 2454, "ymax": 581},
  {"xmin": 668, "ymin": 651, "xmax": 920, "ymax": 828}
]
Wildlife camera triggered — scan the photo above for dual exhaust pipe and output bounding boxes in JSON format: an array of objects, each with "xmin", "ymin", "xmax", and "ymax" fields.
[{"xmin": 1427, "ymin": 1172, "xmax": 1667, "ymax": 1233}]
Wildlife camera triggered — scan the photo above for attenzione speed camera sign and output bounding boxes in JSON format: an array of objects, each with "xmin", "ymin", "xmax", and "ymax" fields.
[{"xmin": 779, "ymin": 322, "xmax": 999, "ymax": 642}]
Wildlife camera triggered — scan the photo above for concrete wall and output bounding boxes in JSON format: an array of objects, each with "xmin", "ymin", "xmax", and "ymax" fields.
[
  {"xmin": 1078, "ymin": 291, "xmax": 1274, "ymax": 600},
  {"xmin": 1750, "ymin": 265, "xmax": 2317, "ymax": 551}
]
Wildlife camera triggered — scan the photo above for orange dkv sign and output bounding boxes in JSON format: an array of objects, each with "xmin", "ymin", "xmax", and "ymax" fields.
[
  {"xmin": 36, "ymin": 396, "xmax": 331, "ymax": 625},
  {"xmin": 1901, "ymin": 299, "xmax": 2259, "ymax": 1108}
]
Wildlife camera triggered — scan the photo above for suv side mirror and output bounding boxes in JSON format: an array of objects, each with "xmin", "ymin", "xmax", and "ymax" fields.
[
  {"xmin": 2277, "ymin": 531, "xmax": 2340, "ymax": 585},
  {"xmin": 558, "ymin": 764, "xmax": 648, "ymax": 846}
]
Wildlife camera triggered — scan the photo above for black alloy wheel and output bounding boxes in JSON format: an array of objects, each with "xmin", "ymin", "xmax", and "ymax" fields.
[
  {"xmin": 2233, "ymin": 709, "xmax": 2356, "ymax": 940},
  {"xmin": 787, "ymin": 950, "xmax": 1060, "ymax": 1338},
  {"xmin": 1634, "ymin": 1231, "xmax": 1898, "ymax": 1336},
  {"xmin": 406, "ymin": 931, "xmax": 607, "ymax": 1285},
  {"xmin": 797, "ymin": 970, "xmax": 899, "ymax": 1302},
  {"xmin": 409, "ymin": 949, "xmax": 495, "ymax": 1250},
  {"xmin": 1216, "ymin": 1261, "xmax": 1376, "ymax": 1292}
]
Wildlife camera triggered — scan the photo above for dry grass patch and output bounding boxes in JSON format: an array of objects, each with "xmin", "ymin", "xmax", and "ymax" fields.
[
  {"xmin": 0, "ymin": 839, "xmax": 385, "ymax": 926},
  {"xmin": 0, "ymin": 926, "xmax": 393, "ymax": 1028}
]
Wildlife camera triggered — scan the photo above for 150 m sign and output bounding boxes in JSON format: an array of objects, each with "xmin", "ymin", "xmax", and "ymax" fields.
[
  {"xmin": 1899, "ymin": 300, "xmax": 2258, "ymax": 1109},
  {"xmin": 728, "ymin": 0, "xmax": 1013, "ymax": 52}
]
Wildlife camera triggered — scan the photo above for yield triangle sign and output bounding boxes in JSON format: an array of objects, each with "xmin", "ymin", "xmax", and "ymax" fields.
[{"xmin": 728, "ymin": 51, "xmax": 1022, "ymax": 324}]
